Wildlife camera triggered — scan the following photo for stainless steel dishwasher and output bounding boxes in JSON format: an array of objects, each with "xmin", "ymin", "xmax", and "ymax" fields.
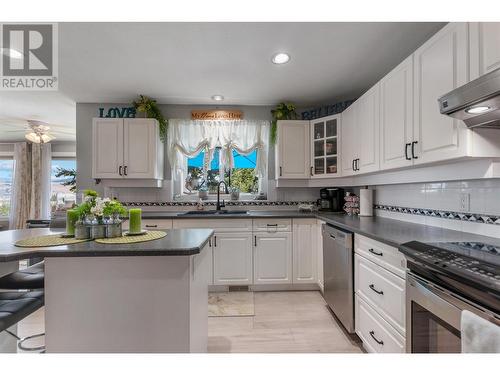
[{"xmin": 322, "ymin": 223, "xmax": 355, "ymax": 333}]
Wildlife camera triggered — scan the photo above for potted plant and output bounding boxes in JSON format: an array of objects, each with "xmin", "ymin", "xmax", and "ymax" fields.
[
  {"xmin": 133, "ymin": 95, "xmax": 168, "ymax": 142},
  {"xmin": 270, "ymin": 102, "xmax": 298, "ymax": 144}
]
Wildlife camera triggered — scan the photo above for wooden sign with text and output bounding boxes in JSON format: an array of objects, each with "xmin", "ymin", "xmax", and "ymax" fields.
[{"xmin": 191, "ymin": 110, "xmax": 243, "ymax": 120}]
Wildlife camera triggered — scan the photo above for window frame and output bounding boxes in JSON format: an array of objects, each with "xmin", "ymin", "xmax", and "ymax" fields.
[
  {"xmin": 0, "ymin": 156, "xmax": 14, "ymax": 219},
  {"xmin": 50, "ymin": 157, "xmax": 77, "ymax": 213}
]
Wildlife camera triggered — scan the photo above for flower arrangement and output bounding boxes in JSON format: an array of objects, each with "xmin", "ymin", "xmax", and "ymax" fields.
[{"xmin": 74, "ymin": 190, "xmax": 127, "ymax": 222}]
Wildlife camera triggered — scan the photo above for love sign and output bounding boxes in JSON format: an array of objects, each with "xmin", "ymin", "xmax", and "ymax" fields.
[{"xmin": 98, "ymin": 107, "xmax": 136, "ymax": 118}]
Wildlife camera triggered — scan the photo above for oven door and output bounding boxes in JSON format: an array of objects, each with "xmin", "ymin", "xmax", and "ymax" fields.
[{"xmin": 407, "ymin": 273, "xmax": 462, "ymax": 353}]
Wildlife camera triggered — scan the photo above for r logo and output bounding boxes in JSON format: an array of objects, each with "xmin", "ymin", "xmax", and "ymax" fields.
[{"xmin": 2, "ymin": 24, "xmax": 53, "ymax": 76}]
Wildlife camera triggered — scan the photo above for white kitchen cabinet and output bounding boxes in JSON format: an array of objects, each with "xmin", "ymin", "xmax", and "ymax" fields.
[
  {"xmin": 357, "ymin": 84, "xmax": 380, "ymax": 173},
  {"xmin": 213, "ymin": 232, "xmax": 253, "ymax": 285},
  {"xmin": 317, "ymin": 221, "xmax": 324, "ymax": 293},
  {"xmin": 380, "ymin": 56, "xmax": 414, "ymax": 171},
  {"xmin": 413, "ymin": 22, "xmax": 470, "ymax": 165},
  {"xmin": 92, "ymin": 118, "xmax": 163, "ymax": 180},
  {"xmin": 340, "ymin": 103, "xmax": 357, "ymax": 176},
  {"xmin": 253, "ymin": 231, "xmax": 292, "ymax": 284},
  {"xmin": 310, "ymin": 114, "xmax": 341, "ymax": 178},
  {"xmin": 276, "ymin": 120, "xmax": 310, "ymax": 179},
  {"xmin": 92, "ymin": 118, "xmax": 123, "ymax": 179},
  {"xmin": 292, "ymin": 219, "xmax": 317, "ymax": 284},
  {"xmin": 470, "ymin": 22, "xmax": 500, "ymax": 79}
]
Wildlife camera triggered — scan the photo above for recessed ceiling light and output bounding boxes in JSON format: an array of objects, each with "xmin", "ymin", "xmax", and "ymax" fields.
[
  {"xmin": 211, "ymin": 95, "xmax": 224, "ymax": 101},
  {"xmin": 465, "ymin": 106, "xmax": 491, "ymax": 114},
  {"xmin": 0, "ymin": 48, "xmax": 23, "ymax": 59},
  {"xmin": 272, "ymin": 52, "xmax": 290, "ymax": 65}
]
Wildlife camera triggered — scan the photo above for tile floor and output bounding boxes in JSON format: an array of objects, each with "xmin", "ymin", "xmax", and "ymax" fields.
[{"xmin": 17, "ymin": 291, "xmax": 363, "ymax": 353}]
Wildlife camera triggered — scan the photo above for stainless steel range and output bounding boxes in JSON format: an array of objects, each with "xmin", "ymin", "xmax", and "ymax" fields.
[{"xmin": 399, "ymin": 241, "xmax": 500, "ymax": 353}]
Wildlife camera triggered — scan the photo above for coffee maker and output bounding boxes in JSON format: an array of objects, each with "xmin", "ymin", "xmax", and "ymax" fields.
[{"xmin": 317, "ymin": 187, "xmax": 344, "ymax": 212}]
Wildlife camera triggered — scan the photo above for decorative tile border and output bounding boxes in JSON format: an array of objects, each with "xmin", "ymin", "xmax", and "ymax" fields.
[
  {"xmin": 123, "ymin": 201, "xmax": 317, "ymax": 207},
  {"xmin": 374, "ymin": 204, "xmax": 500, "ymax": 226}
]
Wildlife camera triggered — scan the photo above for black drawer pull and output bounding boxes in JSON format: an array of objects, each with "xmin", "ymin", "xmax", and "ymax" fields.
[
  {"xmin": 411, "ymin": 141, "xmax": 418, "ymax": 159},
  {"xmin": 405, "ymin": 143, "xmax": 412, "ymax": 160},
  {"xmin": 330, "ymin": 234, "xmax": 336, "ymax": 239},
  {"xmin": 369, "ymin": 284, "xmax": 384, "ymax": 295},
  {"xmin": 145, "ymin": 224, "xmax": 158, "ymax": 228},
  {"xmin": 266, "ymin": 224, "xmax": 278, "ymax": 227},
  {"xmin": 119, "ymin": 166, "xmax": 123, "ymax": 176},
  {"xmin": 214, "ymin": 236, "xmax": 217, "ymax": 247},
  {"xmin": 369, "ymin": 330, "xmax": 384, "ymax": 345},
  {"xmin": 254, "ymin": 235, "xmax": 257, "ymax": 247},
  {"xmin": 368, "ymin": 248, "xmax": 383, "ymax": 256}
]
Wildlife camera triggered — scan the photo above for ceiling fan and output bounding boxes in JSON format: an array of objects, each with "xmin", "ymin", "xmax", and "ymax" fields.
[{"xmin": 1, "ymin": 119, "xmax": 75, "ymax": 143}]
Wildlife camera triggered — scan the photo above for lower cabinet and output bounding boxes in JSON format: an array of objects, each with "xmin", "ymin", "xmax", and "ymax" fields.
[
  {"xmin": 354, "ymin": 234, "xmax": 406, "ymax": 352},
  {"xmin": 292, "ymin": 219, "xmax": 318, "ymax": 284},
  {"xmin": 253, "ymin": 232, "xmax": 292, "ymax": 284},
  {"xmin": 213, "ymin": 232, "xmax": 253, "ymax": 285}
]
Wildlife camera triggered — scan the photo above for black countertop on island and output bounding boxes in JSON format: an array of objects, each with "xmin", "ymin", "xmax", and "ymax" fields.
[{"xmin": 0, "ymin": 228, "xmax": 214, "ymax": 262}]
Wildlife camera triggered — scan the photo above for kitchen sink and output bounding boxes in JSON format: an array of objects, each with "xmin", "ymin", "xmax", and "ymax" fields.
[{"xmin": 179, "ymin": 210, "xmax": 249, "ymax": 216}]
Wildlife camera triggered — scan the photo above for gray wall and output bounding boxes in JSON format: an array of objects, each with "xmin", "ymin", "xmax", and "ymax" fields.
[{"xmin": 75, "ymin": 103, "xmax": 309, "ymax": 201}]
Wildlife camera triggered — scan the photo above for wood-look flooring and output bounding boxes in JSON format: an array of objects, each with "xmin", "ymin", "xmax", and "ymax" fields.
[{"xmin": 16, "ymin": 291, "xmax": 363, "ymax": 353}]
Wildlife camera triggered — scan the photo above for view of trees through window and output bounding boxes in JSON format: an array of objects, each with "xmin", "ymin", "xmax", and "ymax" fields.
[
  {"xmin": 187, "ymin": 149, "xmax": 258, "ymax": 194},
  {"xmin": 0, "ymin": 159, "xmax": 13, "ymax": 217},
  {"xmin": 51, "ymin": 159, "xmax": 77, "ymax": 212}
]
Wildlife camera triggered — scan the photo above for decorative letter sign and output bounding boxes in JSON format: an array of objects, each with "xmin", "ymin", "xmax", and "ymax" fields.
[
  {"xmin": 191, "ymin": 110, "xmax": 243, "ymax": 120},
  {"xmin": 98, "ymin": 107, "xmax": 137, "ymax": 118}
]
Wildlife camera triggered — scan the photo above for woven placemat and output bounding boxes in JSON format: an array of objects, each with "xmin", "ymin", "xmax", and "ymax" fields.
[
  {"xmin": 14, "ymin": 234, "xmax": 91, "ymax": 248},
  {"xmin": 94, "ymin": 230, "xmax": 167, "ymax": 244}
]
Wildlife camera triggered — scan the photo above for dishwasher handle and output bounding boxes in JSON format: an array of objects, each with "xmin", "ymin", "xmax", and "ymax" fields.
[{"xmin": 322, "ymin": 224, "xmax": 353, "ymax": 249}]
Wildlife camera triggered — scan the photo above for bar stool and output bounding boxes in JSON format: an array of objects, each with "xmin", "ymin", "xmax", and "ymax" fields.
[
  {"xmin": 0, "ymin": 291, "xmax": 44, "ymax": 352},
  {"xmin": 0, "ymin": 262, "xmax": 45, "ymax": 352}
]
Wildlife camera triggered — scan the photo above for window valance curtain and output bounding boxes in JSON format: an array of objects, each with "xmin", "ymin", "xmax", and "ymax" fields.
[{"xmin": 167, "ymin": 119, "xmax": 270, "ymax": 179}]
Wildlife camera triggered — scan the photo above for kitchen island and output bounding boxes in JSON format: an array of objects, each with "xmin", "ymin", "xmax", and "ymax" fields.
[{"xmin": 0, "ymin": 228, "xmax": 213, "ymax": 353}]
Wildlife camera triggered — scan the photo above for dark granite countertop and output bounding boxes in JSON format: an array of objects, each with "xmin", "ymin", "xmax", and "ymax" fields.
[
  {"xmin": 316, "ymin": 212, "xmax": 500, "ymax": 248},
  {"xmin": 0, "ymin": 228, "xmax": 213, "ymax": 262},
  {"xmin": 139, "ymin": 210, "xmax": 500, "ymax": 248}
]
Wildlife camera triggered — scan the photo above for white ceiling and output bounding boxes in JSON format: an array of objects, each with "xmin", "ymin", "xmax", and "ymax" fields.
[{"xmin": 0, "ymin": 22, "xmax": 445, "ymax": 141}]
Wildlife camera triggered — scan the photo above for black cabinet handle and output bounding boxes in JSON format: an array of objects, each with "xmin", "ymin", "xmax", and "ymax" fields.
[
  {"xmin": 352, "ymin": 159, "xmax": 355, "ymax": 171},
  {"xmin": 369, "ymin": 284, "xmax": 384, "ymax": 295},
  {"xmin": 266, "ymin": 224, "xmax": 278, "ymax": 227},
  {"xmin": 254, "ymin": 235, "xmax": 257, "ymax": 247},
  {"xmin": 356, "ymin": 158, "xmax": 360, "ymax": 171},
  {"xmin": 310, "ymin": 166, "xmax": 314, "ymax": 176},
  {"xmin": 411, "ymin": 141, "xmax": 418, "ymax": 159},
  {"xmin": 119, "ymin": 166, "xmax": 123, "ymax": 176},
  {"xmin": 369, "ymin": 330, "xmax": 384, "ymax": 345},
  {"xmin": 145, "ymin": 224, "xmax": 157, "ymax": 228},
  {"xmin": 405, "ymin": 143, "xmax": 412, "ymax": 160},
  {"xmin": 209, "ymin": 237, "xmax": 212, "ymax": 247},
  {"xmin": 368, "ymin": 248, "xmax": 383, "ymax": 256},
  {"xmin": 124, "ymin": 166, "xmax": 128, "ymax": 175},
  {"xmin": 279, "ymin": 166, "xmax": 282, "ymax": 177},
  {"xmin": 214, "ymin": 236, "xmax": 217, "ymax": 247},
  {"xmin": 330, "ymin": 234, "xmax": 336, "ymax": 239}
]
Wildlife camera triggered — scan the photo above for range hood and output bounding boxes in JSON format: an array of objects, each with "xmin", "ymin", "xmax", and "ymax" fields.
[{"xmin": 438, "ymin": 67, "xmax": 500, "ymax": 129}]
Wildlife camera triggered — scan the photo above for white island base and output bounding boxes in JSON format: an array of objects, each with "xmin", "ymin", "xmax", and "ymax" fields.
[{"xmin": 44, "ymin": 246, "xmax": 210, "ymax": 353}]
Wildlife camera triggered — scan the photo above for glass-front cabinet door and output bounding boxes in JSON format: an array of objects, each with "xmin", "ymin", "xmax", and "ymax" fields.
[{"xmin": 310, "ymin": 114, "xmax": 341, "ymax": 178}]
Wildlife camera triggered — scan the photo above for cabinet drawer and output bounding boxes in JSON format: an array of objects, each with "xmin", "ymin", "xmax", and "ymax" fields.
[
  {"xmin": 173, "ymin": 218, "xmax": 252, "ymax": 232},
  {"xmin": 355, "ymin": 254, "xmax": 405, "ymax": 336},
  {"xmin": 354, "ymin": 234, "xmax": 406, "ymax": 278},
  {"xmin": 355, "ymin": 295, "xmax": 405, "ymax": 353},
  {"xmin": 122, "ymin": 219, "xmax": 172, "ymax": 231},
  {"xmin": 253, "ymin": 218, "xmax": 291, "ymax": 232}
]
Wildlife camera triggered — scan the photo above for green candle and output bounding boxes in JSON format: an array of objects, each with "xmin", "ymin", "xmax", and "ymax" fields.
[
  {"xmin": 66, "ymin": 209, "xmax": 78, "ymax": 236},
  {"xmin": 129, "ymin": 208, "xmax": 142, "ymax": 233}
]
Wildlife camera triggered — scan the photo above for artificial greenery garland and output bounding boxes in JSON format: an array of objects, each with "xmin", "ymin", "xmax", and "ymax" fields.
[
  {"xmin": 270, "ymin": 102, "xmax": 298, "ymax": 144},
  {"xmin": 133, "ymin": 95, "xmax": 168, "ymax": 142}
]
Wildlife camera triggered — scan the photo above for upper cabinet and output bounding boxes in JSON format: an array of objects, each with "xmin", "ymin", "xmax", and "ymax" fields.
[
  {"xmin": 412, "ymin": 22, "xmax": 469, "ymax": 165},
  {"xmin": 380, "ymin": 56, "xmax": 414, "ymax": 171},
  {"xmin": 357, "ymin": 84, "xmax": 380, "ymax": 174},
  {"xmin": 92, "ymin": 118, "xmax": 164, "ymax": 180},
  {"xmin": 470, "ymin": 22, "xmax": 500, "ymax": 80},
  {"xmin": 310, "ymin": 114, "xmax": 341, "ymax": 178},
  {"xmin": 275, "ymin": 120, "xmax": 310, "ymax": 179},
  {"xmin": 341, "ymin": 84, "xmax": 380, "ymax": 175}
]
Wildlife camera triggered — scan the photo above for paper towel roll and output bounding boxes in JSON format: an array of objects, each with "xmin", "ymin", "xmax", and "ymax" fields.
[{"xmin": 359, "ymin": 188, "xmax": 373, "ymax": 216}]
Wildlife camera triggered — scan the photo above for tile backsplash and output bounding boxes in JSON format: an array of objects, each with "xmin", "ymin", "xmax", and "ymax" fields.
[{"xmin": 372, "ymin": 179, "xmax": 500, "ymax": 238}]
